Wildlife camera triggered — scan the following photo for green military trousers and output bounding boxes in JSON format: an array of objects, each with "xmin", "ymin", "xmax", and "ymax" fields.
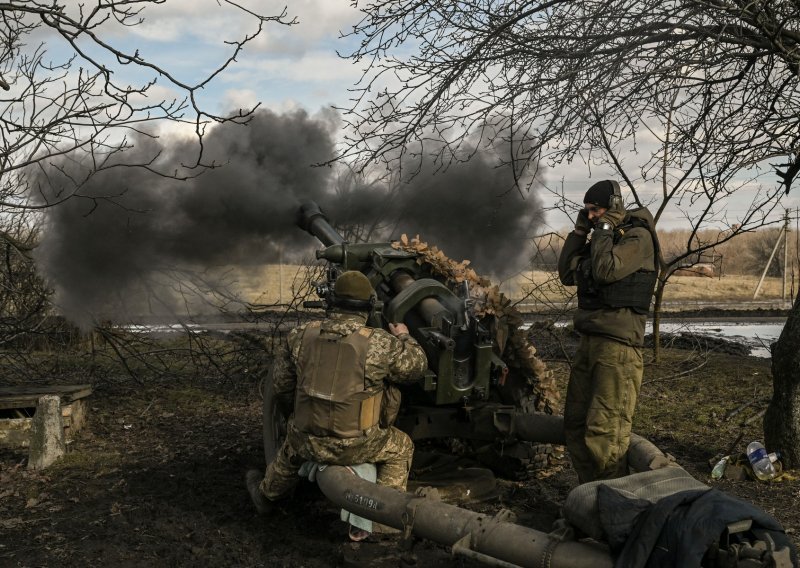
[
  {"xmin": 260, "ymin": 423, "xmax": 414, "ymax": 501},
  {"xmin": 564, "ymin": 334, "xmax": 643, "ymax": 484}
]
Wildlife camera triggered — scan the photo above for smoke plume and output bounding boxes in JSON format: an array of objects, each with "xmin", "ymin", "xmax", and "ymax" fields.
[{"xmin": 33, "ymin": 109, "xmax": 544, "ymax": 324}]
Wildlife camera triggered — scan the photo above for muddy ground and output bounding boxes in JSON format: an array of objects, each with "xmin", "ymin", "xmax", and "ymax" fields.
[{"xmin": 1, "ymin": 330, "xmax": 798, "ymax": 567}]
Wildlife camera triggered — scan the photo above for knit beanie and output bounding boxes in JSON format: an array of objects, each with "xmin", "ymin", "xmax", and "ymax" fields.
[{"xmin": 583, "ymin": 180, "xmax": 616, "ymax": 207}]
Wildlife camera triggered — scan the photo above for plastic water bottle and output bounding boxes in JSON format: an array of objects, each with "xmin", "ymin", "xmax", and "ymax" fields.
[
  {"xmin": 710, "ymin": 456, "xmax": 729, "ymax": 479},
  {"xmin": 746, "ymin": 441, "xmax": 777, "ymax": 481}
]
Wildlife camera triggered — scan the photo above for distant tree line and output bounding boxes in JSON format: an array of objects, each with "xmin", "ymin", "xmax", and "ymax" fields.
[{"xmin": 531, "ymin": 225, "xmax": 798, "ymax": 279}]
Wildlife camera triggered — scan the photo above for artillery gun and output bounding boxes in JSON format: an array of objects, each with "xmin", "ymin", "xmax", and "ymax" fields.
[
  {"xmin": 258, "ymin": 202, "xmax": 796, "ymax": 568},
  {"xmin": 298, "ymin": 201, "xmax": 513, "ymax": 406},
  {"xmin": 262, "ymin": 201, "xmax": 555, "ymax": 478}
]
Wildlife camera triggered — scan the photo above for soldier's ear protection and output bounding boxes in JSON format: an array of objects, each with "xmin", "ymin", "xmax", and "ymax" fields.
[
  {"xmin": 608, "ymin": 180, "xmax": 623, "ymax": 211},
  {"xmin": 331, "ymin": 294, "xmax": 376, "ymax": 312}
]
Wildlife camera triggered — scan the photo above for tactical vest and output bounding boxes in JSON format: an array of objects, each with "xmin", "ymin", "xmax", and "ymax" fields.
[
  {"xmin": 576, "ymin": 218, "xmax": 658, "ymax": 315},
  {"xmin": 293, "ymin": 321, "xmax": 383, "ymax": 439}
]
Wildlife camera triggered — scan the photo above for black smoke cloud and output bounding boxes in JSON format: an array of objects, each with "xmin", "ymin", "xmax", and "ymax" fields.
[
  {"xmin": 33, "ymin": 109, "xmax": 543, "ymax": 324},
  {"xmin": 328, "ymin": 141, "xmax": 545, "ymax": 275}
]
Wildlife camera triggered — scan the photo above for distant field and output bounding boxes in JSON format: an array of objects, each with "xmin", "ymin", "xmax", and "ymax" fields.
[
  {"xmin": 227, "ymin": 264, "xmax": 320, "ymax": 306},
  {"xmin": 503, "ymin": 270, "xmax": 793, "ymax": 305},
  {"xmin": 229, "ymin": 264, "xmax": 795, "ymax": 310}
]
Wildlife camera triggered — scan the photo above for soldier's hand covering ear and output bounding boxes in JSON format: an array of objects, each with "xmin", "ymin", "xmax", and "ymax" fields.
[
  {"xmin": 574, "ymin": 209, "xmax": 592, "ymax": 235},
  {"xmin": 598, "ymin": 207, "xmax": 625, "ymax": 229}
]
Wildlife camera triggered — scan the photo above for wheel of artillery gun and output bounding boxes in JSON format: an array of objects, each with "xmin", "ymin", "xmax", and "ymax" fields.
[{"xmin": 262, "ymin": 365, "xmax": 287, "ymax": 467}]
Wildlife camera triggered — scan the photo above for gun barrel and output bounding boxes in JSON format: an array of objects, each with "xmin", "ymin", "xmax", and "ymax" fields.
[{"xmin": 297, "ymin": 201, "xmax": 345, "ymax": 246}]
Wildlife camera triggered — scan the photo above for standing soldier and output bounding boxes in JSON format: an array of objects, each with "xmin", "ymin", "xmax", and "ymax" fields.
[
  {"xmin": 246, "ymin": 270, "xmax": 427, "ymax": 538},
  {"xmin": 557, "ymin": 180, "xmax": 659, "ymax": 483}
]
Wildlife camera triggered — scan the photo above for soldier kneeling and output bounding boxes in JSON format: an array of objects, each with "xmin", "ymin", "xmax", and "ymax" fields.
[{"xmin": 247, "ymin": 271, "xmax": 428, "ymax": 541}]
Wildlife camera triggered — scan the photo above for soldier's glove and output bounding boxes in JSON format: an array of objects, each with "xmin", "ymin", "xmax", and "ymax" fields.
[
  {"xmin": 597, "ymin": 207, "xmax": 626, "ymax": 230},
  {"xmin": 574, "ymin": 209, "xmax": 592, "ymax": 235}
]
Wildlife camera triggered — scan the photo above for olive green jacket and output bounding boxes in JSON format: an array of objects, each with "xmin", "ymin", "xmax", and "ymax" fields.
[{"xmin": 558, "ymin": 207, "xmax": 657, "ymax": 346}]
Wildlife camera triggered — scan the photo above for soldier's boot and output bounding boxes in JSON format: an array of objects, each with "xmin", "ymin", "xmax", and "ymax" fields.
[{"xmin": 246, "ymin": 469, "xmax": 273, "ymax": 515}]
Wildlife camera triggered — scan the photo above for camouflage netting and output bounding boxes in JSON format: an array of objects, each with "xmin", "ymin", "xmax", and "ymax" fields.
[{"xmin": 392, "ymin": 235, "xmax": 560, "ymax": 414}]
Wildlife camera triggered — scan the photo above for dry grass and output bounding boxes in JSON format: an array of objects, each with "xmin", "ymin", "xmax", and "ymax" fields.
[
  {"xmin": 496, "ymin": 270, "xmax": 793, "ymax": 304},
  {"xmin": 225, "ymin": 264, "xmax": 319, "ymax": 306},
  {"xmin": 662, "ymin": 273, "xmax": 791, "ymax": 302},
  {"xmin": 229, "ymin": 264, "xmax": 796, "ymax": 308}
]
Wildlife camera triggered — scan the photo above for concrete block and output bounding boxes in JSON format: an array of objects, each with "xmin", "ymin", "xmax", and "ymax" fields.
[{"xmin": 27, "ymin": 395, "xmax": 66, "ymax": 470}]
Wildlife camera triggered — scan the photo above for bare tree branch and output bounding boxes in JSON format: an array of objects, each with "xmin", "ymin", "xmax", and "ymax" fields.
[
  {"xmin": 0, "ymin": 1, "xmax": 293, "ymax": 346},
  {"xmin": 338, "ymin": 1, "xmax": 800, "ymax": 193}
]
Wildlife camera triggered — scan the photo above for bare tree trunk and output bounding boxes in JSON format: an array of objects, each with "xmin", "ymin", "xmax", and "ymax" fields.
[
  {"xmin": 765, "ymin": 294, "xmax": 800, "ymax": 468},
  {"xmin": 651, "ymin": 275, "xmax": 668, "ymax": 364}
]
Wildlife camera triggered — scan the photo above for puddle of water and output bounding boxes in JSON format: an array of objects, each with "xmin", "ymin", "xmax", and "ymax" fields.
[
  {"xmin": 522, "ymin": 320, "xmax": 786, "ymax": 358},
  {"xmin": 127, "ymin": 319, "xmax": 787, "ymax": 358},
  {"xmin": 647, "ymin": 321, "xmax": 784, "ymax": 358}
]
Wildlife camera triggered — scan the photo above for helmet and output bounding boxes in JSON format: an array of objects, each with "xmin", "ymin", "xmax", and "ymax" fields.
[{"xmin": 334, "ymin": 271, "xmax": 373, "ymax": 302}]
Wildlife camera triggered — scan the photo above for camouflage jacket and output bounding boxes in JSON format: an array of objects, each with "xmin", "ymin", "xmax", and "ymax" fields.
[
  {"xmin": 558, "ymin": 207, "xmax": 657, "ymax": 346},
  {"xmin": 272, "ymin": 310, "xmax": 428, "ymax": 418}
]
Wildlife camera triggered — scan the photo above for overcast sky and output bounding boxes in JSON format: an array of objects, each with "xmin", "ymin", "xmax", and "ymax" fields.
[
  {"xmin": 88, "ymin": 0, "xmax": 799, "ymax": 233},
  {"xmin": 115, "ymin": 0, "xmax": 364, "ymax": 115}
]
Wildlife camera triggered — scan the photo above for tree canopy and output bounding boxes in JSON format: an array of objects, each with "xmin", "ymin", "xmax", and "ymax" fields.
[
  {"xmin": 339, "ymin": 1, "xmax": 800, "ymax": 202},
  {"xmin": 0, "ymin": 0, "xmax": 292, "ymax": 340},
  {"xmin": 0, "ymin": 1, "xmax": 294, "ymax": 213}
]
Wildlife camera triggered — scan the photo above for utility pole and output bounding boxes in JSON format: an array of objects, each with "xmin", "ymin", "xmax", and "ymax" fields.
[
  {"xmin": 753, "ymin": 209, "xmax": 790, "ymax": 300},
  {"xmin": 278, "ymin": 246, "xmax": 284, "ymax": 304},
  {"xmin": 784, "ymin": 208, "xmax": 790, "ymax": 304}
]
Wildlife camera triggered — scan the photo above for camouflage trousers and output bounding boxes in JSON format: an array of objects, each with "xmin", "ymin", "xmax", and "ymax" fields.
[
  {"xmin": 564, "ymin": 334, "xmax": 643, "ymax": 484},
  {"xmin": 260, "ymin": 422, "xmax": 414, "ymax": 501}
]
